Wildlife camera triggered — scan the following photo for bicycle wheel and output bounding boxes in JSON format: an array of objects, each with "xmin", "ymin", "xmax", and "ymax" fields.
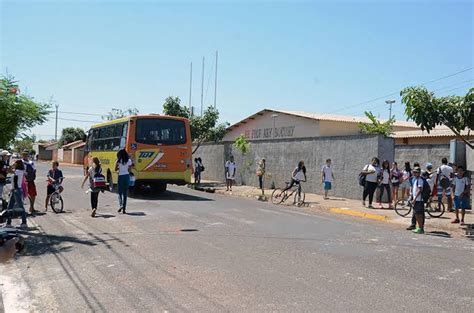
[
  {"xmin": 294, "ymin": 190, "xmax": 306, "ymax": 207},
  {"xmin": 394, "ymin": 199, "xmax": 412, "ymax": 217},
  {"xmin": 50, "ymin": 193, "xmax": 64, "ymax": 213},
  {"xmin": 271, "ymin": 189, "xmax": 286, "ymax": 205},
  {"xmin": 426, "ymin": 199, "xmax": 445, "ymax": 218}
]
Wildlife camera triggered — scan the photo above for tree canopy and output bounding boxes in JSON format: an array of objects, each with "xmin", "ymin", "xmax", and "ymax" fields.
[
  {"xmin": 401, "ymin": 86, "xmax": 473, "ymax": 148},
  {"xmin": 162, "ymin": 96, "xmax": 229, "ymax": 153},
  {"xmin": 358, "ymin": 111, "xmax": 395, "ymax": 137},
  {"xmin": 59, "ymin": 127, "xmax": 86, "ymax": 147},
  {"xmin": 102, "ymin": 108, "xmax": 139, "ymax": 121},
  {"xmin": 13, "ymin": 135, "xmax": 36, "ymax": 154},
  {"xmin": 0, "ymin": 75, "xmax": 50, "ymax": 148}
]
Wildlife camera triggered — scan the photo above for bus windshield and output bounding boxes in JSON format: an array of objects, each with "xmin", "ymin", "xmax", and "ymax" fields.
[{"xmin": 135, "ymin": 118, "xmax": 186, "ymax": 145}]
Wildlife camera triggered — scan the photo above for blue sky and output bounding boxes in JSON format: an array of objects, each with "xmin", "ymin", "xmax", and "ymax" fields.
[{"xmin": 1, "ymin": 0, "xmax": 473, "ymax": 140}]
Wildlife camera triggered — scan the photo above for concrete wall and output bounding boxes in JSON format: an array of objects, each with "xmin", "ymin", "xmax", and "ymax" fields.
[
  {"xmin": 394, "ymin": 144, "xmax": 450, "ymax": 168},
  {"xmin": 195, "ymin": 135, "xmax": 394, "ymax": 200},
  {"xmin": 467, "ymin": 144, "xmax": 474, "ymax": 172}
]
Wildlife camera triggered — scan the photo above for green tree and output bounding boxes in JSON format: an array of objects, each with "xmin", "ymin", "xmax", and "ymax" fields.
[
  {"xmin": 102, "ymin": 108, "xmax": 139, "ymax": 121},
  {"xmin": 401, "ymin": 86, "xmax": 473, "ymax": 148},
  {"xmin": 0, "ymin": 75, "xmax": 50, "ymax": 147},
  {"xmin": 233, "ymin": 134, "xmax": 250, "ymax": 155},
  {"xmin": 13, "ymin": 135, "xmax": 36, "ymax": 154},
  {"xmin": 162, "ymin": 96, "xmax": 190, "ymax": 118},
  {"xmin": 358, "ymin": 111, "xmax": 395, "ymax": 137},
  {"xmin": 59, "ymin": 127, "xmax": 86, "ymax": 147},
  {"xmin": 162, "ymin": 97, "xmax": 229, "ymax": 153}
]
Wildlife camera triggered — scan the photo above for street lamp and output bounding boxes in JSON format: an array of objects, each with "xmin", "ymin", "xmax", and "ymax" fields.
[
  {"xmin": 271, "ymin": 113, "xmax": 278, "ymax": 139},
  {"xmin": 385, "ymin": 99, "xmax": 396, "ymax": 119}
]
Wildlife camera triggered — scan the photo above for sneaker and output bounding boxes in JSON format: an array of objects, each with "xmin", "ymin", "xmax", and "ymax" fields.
[
  {"xmin": 368, "ymin": 205, "xmax": 374, "ymax": 209},
  {"xmin": 5, "ymin": 224, "xmax": 14, "ymax": 228},
  {"xmin": 117, "ymin": 207, "xmax": 122, "ymax": 213},
  {"xmin": 412, "ymin": 228, "xmax": 424, "ymax": 234},
  {"xmin": 451, "ymin": 219, "xmax": 460, "ymax": 224},
  {"xmin": 406, "ymin": 225, "xmax": 416, "ymax": 230},
  {"xmin": 460, "ymin": 221, "xmax": 465, "ymax": 226},
  {"xmin": 19, "ymin": 223, "xmax": 28, "ymax": 230},
  {"xmin": 91, "ymin": 208, "xmax": 96, "ymax": 217},
  {"xmin": 362, "ymin": 201, "xmax": 366, "ymax": 207}
]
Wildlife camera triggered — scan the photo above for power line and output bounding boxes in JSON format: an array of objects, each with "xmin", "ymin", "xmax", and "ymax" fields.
[
  {"xmin": 330, "ymin": 67, "xmax": 474, "ymax": 114},
  {"xmin": 59, "ymin": 111, "xmax": 104, "ymax": 117},
  {"xmin": 57, "ymin": 117, "xmax": 100, "ymax": 123}
]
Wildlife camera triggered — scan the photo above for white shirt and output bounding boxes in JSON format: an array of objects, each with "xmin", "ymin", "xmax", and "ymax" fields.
[
  {"xmin": 293, "ymin": 167, "xmax": 305, "ymax": 182},
  {"xmin": 381, "ymin": 169, "xmax": 390, "ymax": 184},
  {"xmin": 321, "ymin": 165, "xmax": 333, "ymax": 182},
  {"xmin": 426, "ymin": 172, "xmax": 437, "ymax": 191},
  {"xmin": 225, "ymin": 161, "xmax": 236, "ymax": 176},
  {"xmin": 411, "ymin": 177, "xmax": 424, "ymax": 201},
  {"xmin": 364, "ymin": 164, "xmax": 378, "ymax": 183},
  {"xmin": 117, "ymin": 159, "xmax": 133, "ymax": 176},
  {"xmin": 438, "ymin": 164, "xmax": 453, "ymax": 181},
  {"xmin": 14, "ymin": 169, "xmax": 24, "ymax": 189},
  {"xmin": 454, "ymin": 176, "xmax": 470, "ymax": 197},
  {"xmin": 402, "ymin": 169, "xmax": 411, "ymax": 181}
]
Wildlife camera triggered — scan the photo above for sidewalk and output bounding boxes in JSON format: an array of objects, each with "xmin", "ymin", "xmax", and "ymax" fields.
[{"xmin": 192, "ymin": 182, "xmax": 473, "ymax": 239}]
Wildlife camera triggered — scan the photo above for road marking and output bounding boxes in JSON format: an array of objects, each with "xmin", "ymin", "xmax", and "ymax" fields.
[
  {"xmin": 329, "ymin": 207, "xmax": 389, "ymax": 222},
  {"xmin": 258, "ymin": 208, "xmax": 284, "ymax": 215}
]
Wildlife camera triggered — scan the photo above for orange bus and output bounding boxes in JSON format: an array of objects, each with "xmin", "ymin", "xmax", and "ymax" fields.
[{"xmin": 84, "ymin": 114, "xmax": 193, "ymax": 192}]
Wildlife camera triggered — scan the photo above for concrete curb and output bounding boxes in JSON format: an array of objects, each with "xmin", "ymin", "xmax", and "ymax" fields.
[{"xmin": 329, "ymin": 207, "xmax": 390, "ymax": 222}]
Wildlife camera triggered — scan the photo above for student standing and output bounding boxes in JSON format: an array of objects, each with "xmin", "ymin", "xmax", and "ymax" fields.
[
  {"xmin": 81, "ymin": 157, "xmax": 101, "ymax": 217},
  {"xmin": 225, "ymin": 156, "xmax": 237, "ymax": 192},
  {"xmin": 360, "ymin": 157, "xmax": 380, "ymax": 209},
  {"xmin": 410, "ymin": 167, "xmax": 425, "ymax": 234},
  {"xmin": 437, "ymin": 158, "xmax": 454, "ymax": 212},
  {"xmin": 321, "ymin": 159, "xmax": 335, "ymax": 200},
  {"xmin": 452, "ymin": 166, "xmax": 470, "ymax": 225},
  {"xmin": 116, "ymin": 149, "xmax": 133, "ymax": 214},
  {"xmin": 377, "ymin": 160, "xmax": 392, "ymax": 208},
  {"xmin": 256, "ymin": 158, "xmax": 266, "ymax": 195},
  {"xmin": 0, "ymin": 150, "xmax": 11, "ymax": 210},
  {"xmin": 5, "ymin": 160, "xmax": 28, "ymax": 229},
  {"xmin": 400, "ymin": 162, "xmax": 412, "ymax": 202},
  {"xmin": 22, "ymin": 151, "xmax": 37, "ymax": 214},
  {"xmin": 390, "ymin": 162, "xmax": 401, "ymax": 206},
  {"xmin": 194, "ymin": 158, "xmax": 203, "ymax": 184}
]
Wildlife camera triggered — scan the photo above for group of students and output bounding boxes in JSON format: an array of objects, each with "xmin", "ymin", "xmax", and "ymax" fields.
[{"xmin": 360, "ymin": 157, "xmax": 471, "ymax": 234}]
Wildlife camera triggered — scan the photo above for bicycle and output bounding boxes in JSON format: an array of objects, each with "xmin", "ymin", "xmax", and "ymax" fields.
[
  {"xmin": 49, "ymin": 179, "xmax": 65, "ymax": 214},
  {"xmin": 394, "ymin": 197, "xmax": 445, "ymax": 218},
  {"xmin": 271, "ymin": 181, "xmax": 306, "ymax": 207}
]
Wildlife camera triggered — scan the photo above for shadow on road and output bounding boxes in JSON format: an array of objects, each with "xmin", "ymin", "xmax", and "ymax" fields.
[
  {"xmin": 20, "ymin": 231, "xmax": 97, "ymax": 256},
  {"xmin": 95, "ymin": 213, "xmax": 116, "ymax": 219},
  {"xmin": 124, "ymin": 211, "xmax": 146, "ymax": 216},
  {"xmin": 425, "ymin": 231, "xmax": 452, "ymax": 238},
  {"xmin": 130, "ymin": 190, "xmax": 213, "ymax": 202}
]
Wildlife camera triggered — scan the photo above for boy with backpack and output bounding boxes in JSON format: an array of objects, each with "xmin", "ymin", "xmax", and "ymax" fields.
[
  {"xmin": 410, "ymin": 167, "xmax": 427, "ymax": 234},
  {"xmin": 22, "ymin": 151, "xmax": 37, "ymax": 214}
]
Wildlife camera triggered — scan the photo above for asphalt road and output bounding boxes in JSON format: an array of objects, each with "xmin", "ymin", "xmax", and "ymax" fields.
[{"xmin": 1, "ymin": 163, "xmax": 473, "ymax": 312}]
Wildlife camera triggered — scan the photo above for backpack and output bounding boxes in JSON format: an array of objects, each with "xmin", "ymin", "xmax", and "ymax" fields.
[
  {"xmin": 92, "ymin": 167, "xmax": 107, "ymax": 190},
  {"xmin": 24, "ymin": 162, "xmax": 36, "ymax": 182},
  {"xmin": 420, "ymin": 177, "xmax": 431, "ymax": 203},
  {"xmin": 358, "ymin": 164, "xmax": 368, "ymax": 186},
  {"xmin": 438, "ymin": 169, "xmax": 450, "ymax": 189}
]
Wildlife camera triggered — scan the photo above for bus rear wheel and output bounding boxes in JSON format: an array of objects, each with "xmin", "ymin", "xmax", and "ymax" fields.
[{"xmin": 152, "ymin": 183, "xmax": 167, "ymax": 194}]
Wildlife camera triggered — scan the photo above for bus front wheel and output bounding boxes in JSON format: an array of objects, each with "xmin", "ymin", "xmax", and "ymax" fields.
[{"xmin": 152, "ymin": 183, "xmax": 167, "ymax": 194}]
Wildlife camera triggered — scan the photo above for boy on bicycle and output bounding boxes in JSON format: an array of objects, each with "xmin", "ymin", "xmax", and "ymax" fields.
[
  {"xmin": 45, "ymin": 161, "xmax": 63, "ymax": 212},
  {"xmin": 281, "ymin": 160, "xmax": 307, "ymax": 194}
]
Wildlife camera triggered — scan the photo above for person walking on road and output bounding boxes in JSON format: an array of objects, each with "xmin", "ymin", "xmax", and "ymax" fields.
[
  {"xmin": 321, "ymin": 159, "xmax": 335, "ymax": 200},
  {"xmin": 256, "ymin": 158, "xmax": 266, "ymax": 195},
  {"xmin": 22, "ymin": 151, "xmax": 37, "ymax": 214},
  {"xmin": 360, "ymin": 157, "xmax": 380, "ymax": 209},
  {"xmin": 410, "ymin": 167, "xmax": 425, "ymax": 234},
  {"xmin": 377, "ymin": 160, "xmax": 392, "ymax": 209},
  {"xmin": 81, "ymin": 157, "xmax": 102, "ymax": 217},
  {"xmin": 225, "ymin": 156, "xmax": 237, "ymax": 192},
  {"xmin": 436, "ymin": 158, "xmax": 454, "ymax": 212},
  {"xmin": 452, "ymin": 165, "xmax": 470, "ymax": 225},
  {"xmin": 5, "ymin": 160, "xmax": 28, "ymax": 229},
  {"xmin": 390, "ymin": 162, "xmax": 401, "ymax": 206},
  {"xmin": 116, "ymin": 149, "xmax": 133, "ymax": 214},
  {"xmin": 194, "ymin": 158, "xmax": 203, "ymax": 185}
]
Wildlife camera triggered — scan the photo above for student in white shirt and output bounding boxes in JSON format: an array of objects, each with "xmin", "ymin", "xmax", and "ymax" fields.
[
  {"xmin": 410, "ymin": 167, "xmax": 425, "ymax": 234},
  {"xmin": 321, "ymin": 159, "xmax": 335, "ymax": 200},
  {"xmin": 225, "ymin": 155, "xmax": 237, "ymax": 191},
  {"xmin": 5, "ymin": 160, "xmax": 28, "ymax": 229},
  {"xmin": 360, "ymin": 157, "xmax": 380, "ymax": 209},
  {"xmin": 377, "ymin": 160, "xmax": 392, "ymax": 209},
  {"xmin": 115, "ymin": 149, "xmax": 133, "ymax": 214},
  {"xmin": 452, "ymin": 165, "xmax": 470, "ymax": 225},
  {"xmin": 436, "ymin": 157, "xmax": 454, "ymax": 212},
  {"xmin": 280, "ymin": 160, "xmax": 307, "ymax": 195}
]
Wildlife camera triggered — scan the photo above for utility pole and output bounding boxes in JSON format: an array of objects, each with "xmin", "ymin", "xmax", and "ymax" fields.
[
  {"xmin": 214, "ymin": 50, "xmax": 218, "ymax": 109},
  {"xmin": 385, "ymin": 99, "xmax": 396, "ymax": 119},
  {"xmin": 54, "ymin": 103, "xmax": 59, "ymax": 142},
  {"xmin": 189, "ymin": 62, "xmax": 193, "ymax": 116},
  {"xmin": 201, "ymin": 56, "xmax": 205, "ymax": 116}
]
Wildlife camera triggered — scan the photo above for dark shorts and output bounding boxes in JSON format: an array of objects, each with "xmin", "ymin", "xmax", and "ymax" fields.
[
  {"xmin": 27, "ymin": 181, "xmax": 37, "ymax": 197},
  {"xmin": 47, "ymin": 185, "xmax": 56, "ymax": 195},
  {"xmin": 391, "ymin": 181, "xmax": 400, "ymax": 187},
  {"xmin": 324, "ymin": 182, "xmax": 332, "ymax": 190},
  {"xmin": 454, "ymin": 196, "xmax": 469, "ymax": 210},
  {"xmin": 413, "ymin": 201, "xmax": 425, "ymax": 214}
]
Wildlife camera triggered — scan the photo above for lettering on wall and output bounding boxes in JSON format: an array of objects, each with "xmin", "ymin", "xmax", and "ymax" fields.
[{"xmin": 244, "ymin": 126, "xmax": 295, "ymax": 140}]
